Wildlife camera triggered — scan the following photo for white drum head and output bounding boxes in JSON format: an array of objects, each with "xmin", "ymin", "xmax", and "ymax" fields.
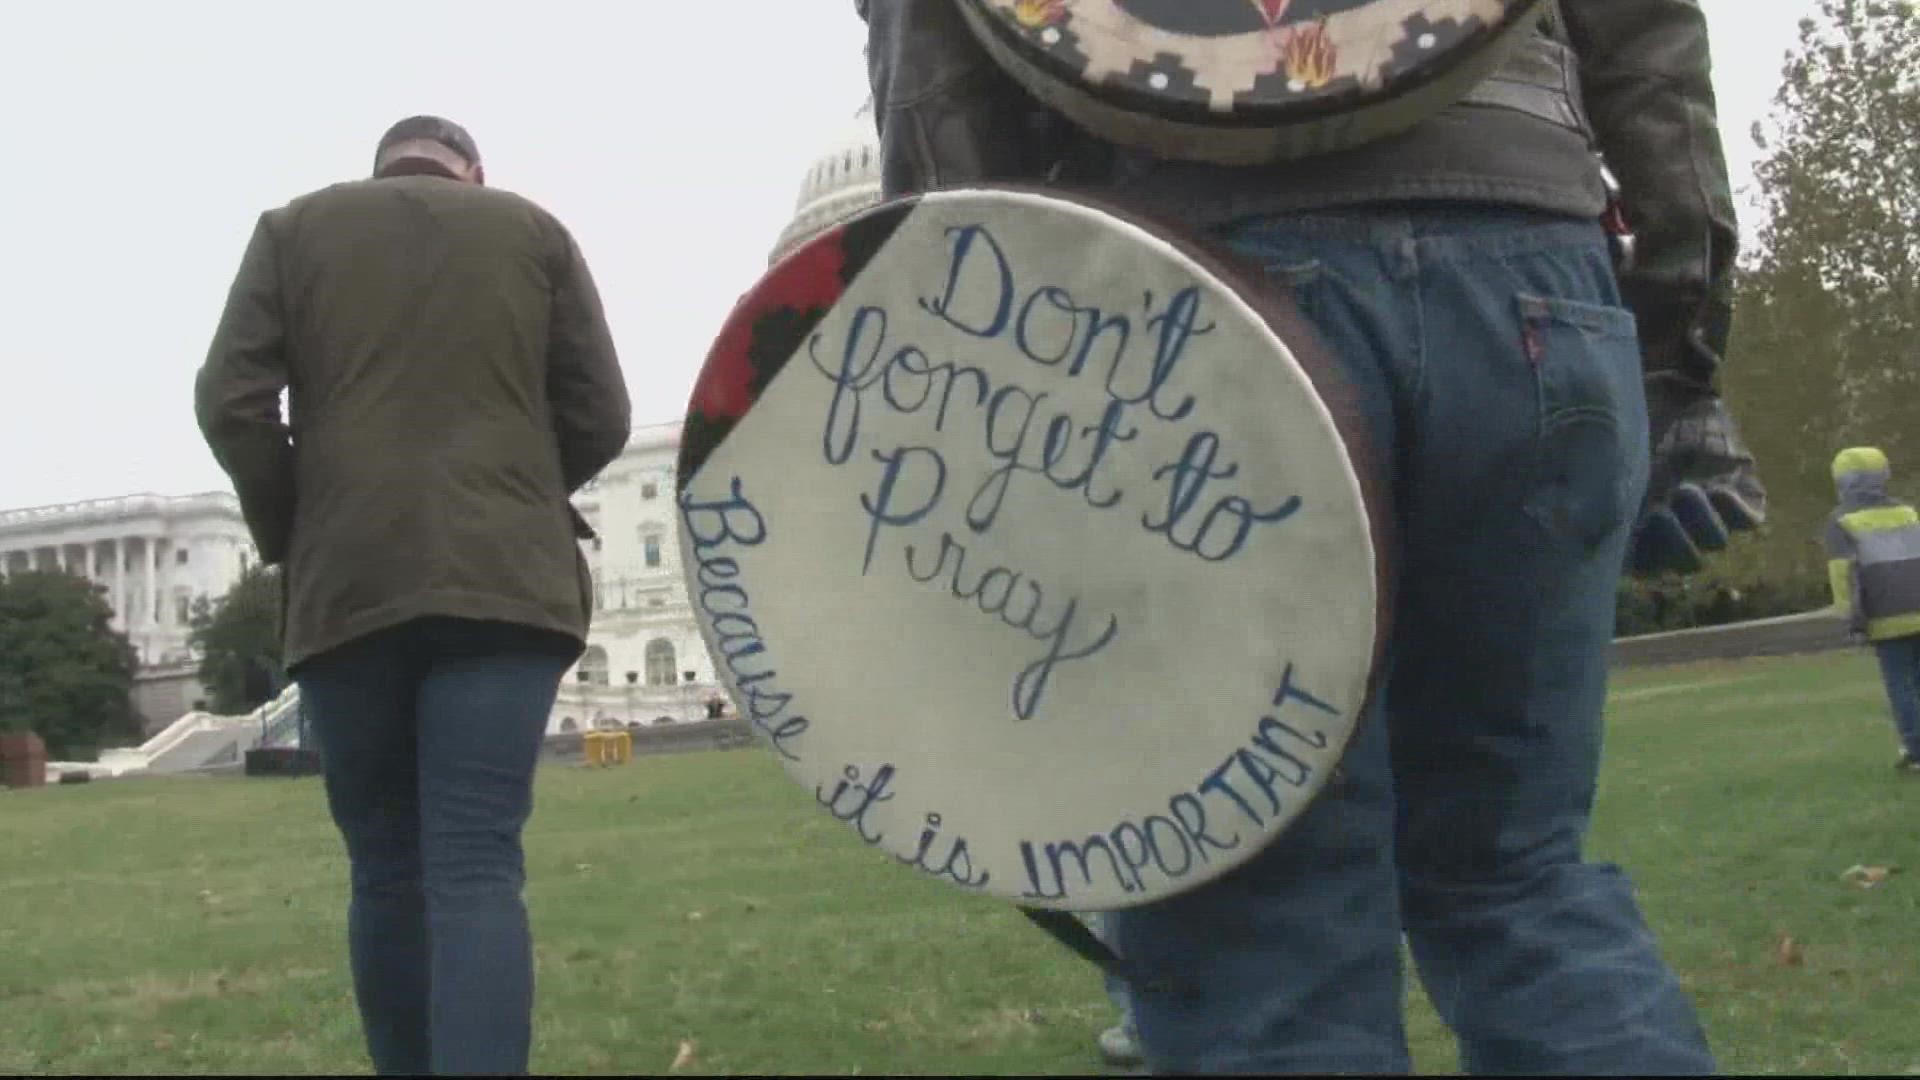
[{"xmin": 676, "ymin": 186, "xmax": 1382, "ymax": 910}]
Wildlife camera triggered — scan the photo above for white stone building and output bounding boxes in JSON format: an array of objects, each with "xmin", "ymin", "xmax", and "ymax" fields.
[
  {"xmin": 549, "ymin": 101, "xmax": 884, "ymax": 735},
  {"xmin": 547, "ymin": 421, "xmax": 717, "ymax": 732},
  {"xmin": 2, "ymin": 102, "xmax": 886, "ymax": 742},
  {"xmin": 770, "ymin": 100, "xmax": 884, "ymax": 263},
  {"xmin": 0, "ymin": 492, "xmax": 256, "ymax": 667}
]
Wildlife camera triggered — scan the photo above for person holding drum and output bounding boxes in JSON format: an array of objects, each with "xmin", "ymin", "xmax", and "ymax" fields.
[{"xmin": 855, "ymin": 0, "xmax": 1762, "ymax": 1073}]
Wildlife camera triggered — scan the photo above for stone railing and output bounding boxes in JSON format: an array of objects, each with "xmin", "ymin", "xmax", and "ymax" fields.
[
  {"xmin": 1609, "ymin": 608, "xmax": 1849, "ymax": 668},
  {"xmin": 58, "ymin": 684, "xmax": 297, "ymax": 780},
  {"xmin": 253, "ymin": 691, "xmax": 307, "ymax": 749},
  {"xmin": 0, "ymin": 491, "xmax": 239, "ymax": 533},
  {"xmin": 542, "ymin": 717, "xmax": 754, "ymax": 762}
]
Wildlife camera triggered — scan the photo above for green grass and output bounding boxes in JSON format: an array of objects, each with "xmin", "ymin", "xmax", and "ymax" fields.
[{"xmin": 1, "ymin": 652, "xmax": 1914, "ymax": 1075}]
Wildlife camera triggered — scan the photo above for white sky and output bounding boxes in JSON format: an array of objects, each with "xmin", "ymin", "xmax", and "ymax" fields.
[{"xmin": 0, "ymin": 0, "xmax": 1815, "ymax": 510}]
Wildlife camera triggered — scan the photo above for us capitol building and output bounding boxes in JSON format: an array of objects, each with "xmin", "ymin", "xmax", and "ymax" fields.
[
  {"xmin": 0, "ymin": 103, "xmax": 884, "ymax": 736},
  {"xmin": 549, "ymin": 102, "xmax": 881, "ymax": 732},
  {"xmin": 0, "ymin": 495, "xmax": 259, "ymax": 667}
]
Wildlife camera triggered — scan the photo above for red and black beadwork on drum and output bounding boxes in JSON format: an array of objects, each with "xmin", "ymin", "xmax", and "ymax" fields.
[{"xmin": 956, "ymin": 0, "xmax": 1545, "ymax": 165}]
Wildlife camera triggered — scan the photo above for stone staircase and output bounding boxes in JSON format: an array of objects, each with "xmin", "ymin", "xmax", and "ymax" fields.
[{"xmin": 49, "ymin": 685, "xmax": 302, "ymax": 781}]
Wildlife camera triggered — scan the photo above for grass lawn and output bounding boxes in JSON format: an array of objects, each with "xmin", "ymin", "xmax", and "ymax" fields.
[{"xmin": 1, "ymin": 651, "xmax": 1914, "ymax": 1075}]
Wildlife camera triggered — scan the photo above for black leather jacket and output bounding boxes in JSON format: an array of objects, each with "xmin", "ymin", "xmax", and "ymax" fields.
[{"xmin": 855, "ymin": 0, "xmax": 1739, "ymax": 394}]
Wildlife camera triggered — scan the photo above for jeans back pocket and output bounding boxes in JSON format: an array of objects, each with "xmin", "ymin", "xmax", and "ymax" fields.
[{"xmin": 1517, "ymin": 293, "xmax": 1649, "ymax": 550}]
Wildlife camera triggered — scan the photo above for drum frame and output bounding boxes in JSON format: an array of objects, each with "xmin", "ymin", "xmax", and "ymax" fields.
[
  {"xmin": 676, "ymin": 182, "xmax": 1396, "ymax": 910},
  {"xmin": 955, "ymin": 0, "xmax": 1547, "ymax": 166}
]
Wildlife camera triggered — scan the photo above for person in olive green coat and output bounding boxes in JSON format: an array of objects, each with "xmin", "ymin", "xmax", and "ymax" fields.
[{"xmin": 195, "ymin": 115, "xmax": 630, "ymax": 1076}]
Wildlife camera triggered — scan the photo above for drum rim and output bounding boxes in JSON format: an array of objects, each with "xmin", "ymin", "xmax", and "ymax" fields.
[
  {"xmin": 676, "ymin": 182, "xmax": 1396, "ymax": 908},
  {"xmin": 957, "ymin": 0, "xmax": 1547, "ymax": 130}
]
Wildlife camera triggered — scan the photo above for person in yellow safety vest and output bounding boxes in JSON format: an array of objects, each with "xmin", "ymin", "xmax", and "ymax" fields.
[{"xmin": 1824, "ymin": 447, "xmax": 1920, "ymax": 773}]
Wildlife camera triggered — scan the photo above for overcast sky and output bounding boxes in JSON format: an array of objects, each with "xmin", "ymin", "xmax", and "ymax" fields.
[{"xmin": 0, "ymin": 0, "xmax": 1817, "ymax": 510}]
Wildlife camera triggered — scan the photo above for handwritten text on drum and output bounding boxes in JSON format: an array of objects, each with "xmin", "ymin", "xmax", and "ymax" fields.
[
  {"xmin": 682, "ymin": 480, "xmax": 809, "ymax": 761},
  {"xmin": 810, "ymin": 221, "xmax": 1303, "ymax": 560},
  {"xmin": 817, "ymin": 763, "xmax": 990, "ymax": 889},
  {"xmin": 802, "ymin": 221, "xmax": 1304, "ymax": 721},
  {"xmin": 1018, "ymin": 663, "xmax": 1338, "ymax": 900}
]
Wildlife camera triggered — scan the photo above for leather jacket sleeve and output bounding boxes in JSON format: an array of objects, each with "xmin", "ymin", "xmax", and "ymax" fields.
[
  {"xmin": 856, "ymin": 0, "xmax": 1056, "ymax": 197},
  {"xmin": 1559, "ymin": 0, "xmax": 1740, "ymax": 397}
]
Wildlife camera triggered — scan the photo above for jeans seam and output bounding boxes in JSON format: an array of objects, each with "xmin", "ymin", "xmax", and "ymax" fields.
[{"xmin": 1404, "ymin": 246, "xmax": 1429, "ymax": 412}]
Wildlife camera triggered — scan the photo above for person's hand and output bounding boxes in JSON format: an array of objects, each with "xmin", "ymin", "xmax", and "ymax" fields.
[{"xmin": 1627, "ymin": 380, "xmax": 1767, "ymax": 577}]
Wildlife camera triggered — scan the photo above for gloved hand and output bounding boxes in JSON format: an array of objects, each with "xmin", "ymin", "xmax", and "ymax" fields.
[{"xmin": 1627, "ymin": 377, "xmax": 1767, "ymax": 577}]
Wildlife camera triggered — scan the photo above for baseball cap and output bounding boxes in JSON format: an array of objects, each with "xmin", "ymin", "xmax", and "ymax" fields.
[{"xmin": 373, "ymin": 115, "xmax": 481, "ymax": 175}]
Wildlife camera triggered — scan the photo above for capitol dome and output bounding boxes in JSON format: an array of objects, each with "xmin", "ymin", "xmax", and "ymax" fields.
[{"xmin": 769, "ymin": 100, "xmax": 884, "ymax": 264}]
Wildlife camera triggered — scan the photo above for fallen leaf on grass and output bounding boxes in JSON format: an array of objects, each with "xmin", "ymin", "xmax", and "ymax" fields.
[
  {"xmin": 1841, "ymin": 864, "xmax": 1899, "ymax": 889},
  {"xmin": 671, "ymin": 1039, "xmax": 698, "ymax": 1071},
  {"xmin": 1775, "ymin": 934, "xmax": 1805, "ymax": 967}
]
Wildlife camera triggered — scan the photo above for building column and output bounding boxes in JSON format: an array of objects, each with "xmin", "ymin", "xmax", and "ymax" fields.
[
  {"xmin": 87, "ymin": 543, "xmax": 98, "ymax": 584},
  {"xmin": 112, "ymin": 536, "xmax": 126, "ymax": 629},
  {"xmin": 147, "ymin": 537, "xmax": 160, "ymax": 626}
]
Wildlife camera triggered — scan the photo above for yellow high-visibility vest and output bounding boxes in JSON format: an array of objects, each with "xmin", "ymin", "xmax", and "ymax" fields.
[{"xmin": 1827, "ymin": 499, "xmax": 1920, "ymax": 642}]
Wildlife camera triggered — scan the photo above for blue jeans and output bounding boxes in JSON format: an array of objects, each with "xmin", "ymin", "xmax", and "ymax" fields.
[
  {"xmin": 1080, "ymin": 912, "xmax": 1136, "ymax": 1032},
  {"xmin": 297, "ymin": 616, "xmax": 578, "ymax": 1075},
  {"xmin": 1107, "ymin": 207, "xmax": 1715, "ymax": 1074},
  {"xmin": 1873, "ymin": 635, "xmax": 1920, "ymax": 757}
]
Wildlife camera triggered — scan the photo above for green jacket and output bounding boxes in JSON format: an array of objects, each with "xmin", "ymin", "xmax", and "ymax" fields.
[
  {"xmin": 857, "ymin": 0, "xmax": 1739, "ymax": 395},
  {"xmin": 195, "ymin": 163, "xmax": 631, "ymax": 669}
]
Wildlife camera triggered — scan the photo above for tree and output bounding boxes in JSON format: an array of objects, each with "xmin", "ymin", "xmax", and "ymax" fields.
[
  {"xmin": 0, "ymin": 571, "xmax": 140, "ymax": 760},
  {"xmin": 1722, "ymin": 0, "xmax": 1920, "ymax": 589},
  {"xmin": 188, "ymin": 563, "xmax": 285, "ymax": 715}
]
